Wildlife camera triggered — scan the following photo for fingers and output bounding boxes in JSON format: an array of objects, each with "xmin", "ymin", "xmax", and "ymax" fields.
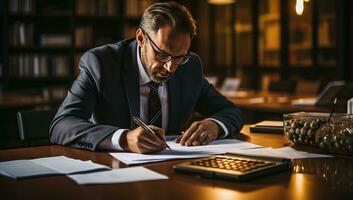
[
  {"xmin": 149, "ymin": 125, "xmax": 166, "ymax": 140},
  {"xmin": 201, "ymin": 132, "xmax": 215, "ymax": 145},
  {"xmin": 179, "ymin": 122, "xmax": 200, "ymax": 145},
  {"xmin": 178, "ymin": 120, "xmax": 219, "ymax": 146},
  {"xmin": 188, "ymin": 126, "xmax": 204, "ymax": 146},
  {"xmin": 198, "ymin": 132, "xmax": 208, "ymax": 145},
  {"xmin": 126, "ymin": 127, "xmax": 166, "ymax": 153},
  {"xmin": 142, "ymin": 126, "xmax": 166, "ymax": 147},
  {"xmin": 175, "ymin": 131, "xmax": 184, "ymax": 143}
]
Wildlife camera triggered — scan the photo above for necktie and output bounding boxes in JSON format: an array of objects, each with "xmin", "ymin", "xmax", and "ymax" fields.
[{"xmin": 147, "ymin": 81, "xmax": 162, "ymax": 127}]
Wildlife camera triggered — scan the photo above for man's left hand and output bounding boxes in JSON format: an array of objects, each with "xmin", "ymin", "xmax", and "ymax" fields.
[{"xmin": 175, "ymin": 119, "xmax": 220, "ymax": 146}]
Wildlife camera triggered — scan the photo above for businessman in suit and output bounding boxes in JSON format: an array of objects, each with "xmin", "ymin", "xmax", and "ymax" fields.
[{"xmin": 49, "ymin": 1, "xmax": 243, "ymax": 153}]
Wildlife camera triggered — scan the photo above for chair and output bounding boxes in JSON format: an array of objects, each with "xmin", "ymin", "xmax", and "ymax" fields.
[{"xmin": 17, "ymin": 109, "xmax": 56, "ymax": 146}]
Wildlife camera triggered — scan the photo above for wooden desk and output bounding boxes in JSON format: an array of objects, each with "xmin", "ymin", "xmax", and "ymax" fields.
[
  {"xmin": 1, "ymin": 125, "xmax": 352, "ymax": 200},
  {"xmin": 223, "ymin": 91, "xmax": 346, "ymax": 123}
]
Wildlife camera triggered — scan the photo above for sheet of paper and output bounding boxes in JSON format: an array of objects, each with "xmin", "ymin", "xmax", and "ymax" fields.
[
  {"xmin": 68, "ymin": 166, "xmax": 168, "ymax": 185},
  {"xmin": 231, "ymin": 147, "xmax": 333, "ymax": 160},
  {"xmin": 110, "ymin": 138, "xmax": 261, "ymax": 165},
  {"xmin": 0, "ymin": 160, "xmax": 59, "ymax": 179},
  {"xmin": 0, "ymin": 156, "xmax": 110, "ymax": 179},
  {"xmin": 31, "ymin": 156, "xmax": 109, "ymax": 174}
]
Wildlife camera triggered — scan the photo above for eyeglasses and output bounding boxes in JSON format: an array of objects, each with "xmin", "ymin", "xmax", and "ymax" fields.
[{"xmin": 143, "ymin": 31, "xmax": 191, "ymax": 65}]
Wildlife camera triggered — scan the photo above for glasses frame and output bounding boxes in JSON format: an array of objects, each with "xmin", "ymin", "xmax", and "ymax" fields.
[{"xmin": 142, "ymin": 30, "xmax": 191, "ymax": 65}]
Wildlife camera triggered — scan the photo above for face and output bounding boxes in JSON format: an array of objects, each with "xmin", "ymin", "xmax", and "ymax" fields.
[{"xmin": 136, "ymin": 26, "xmax": 191, "ymax": 83}]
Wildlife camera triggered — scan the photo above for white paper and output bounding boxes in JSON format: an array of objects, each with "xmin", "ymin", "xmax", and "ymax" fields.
[
  {"xmin": 0, "ymin": 160, "xmax": 59, "ymax": 179},
  {"xmin": 68, "ymin": 166, "xmax": 168, "ymax": 185},
  {"xmin": 0, "ymin": 156, "xmax": 109, "ymax": 179},
  {"xmin": 110, "ymin": 137, "xmax": 261, "ymax": 165},
  {"xmin": 230, "ymin": 147, "xmax": 333, "ymax": 160},
  {"xmin": 31, "ymin": 156, "xmax": 109, "ymax": 174}
]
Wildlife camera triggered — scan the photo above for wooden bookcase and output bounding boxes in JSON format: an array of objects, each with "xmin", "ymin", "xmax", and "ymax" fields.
[
  {"xmin": 202, "ymin": 0, "xmax": 352, "ymax": 90},
  {"xmin": 0, "ymin": 0, "xmax": 156, "ymax": 148},
  {"xmin": 1, "ymin": 0, "xmax": 156, "ymax": 98}
]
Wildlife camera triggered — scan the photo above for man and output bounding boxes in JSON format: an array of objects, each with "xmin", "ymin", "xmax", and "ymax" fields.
[{"xmin": 49, "ymin": 1, "xmax": 243, "ymax": 153}]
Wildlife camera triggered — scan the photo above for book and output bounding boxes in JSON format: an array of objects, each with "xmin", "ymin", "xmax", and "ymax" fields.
[
  {"xmin": 250, "ymin": 120, "xmax": 284, "ymax": 134},
  {"xmin": 40, "ymin": 34, "xmax": 71, "ymax": 47}
]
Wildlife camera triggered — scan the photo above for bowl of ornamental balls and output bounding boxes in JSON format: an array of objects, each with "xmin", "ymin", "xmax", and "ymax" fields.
[
  {"xmin": 283, "ymin": 112, "xmax": 329, "ymax": 146},
  {"xmin": 315, "ymin": 114, "xmax": 353, "ymax": 155}
]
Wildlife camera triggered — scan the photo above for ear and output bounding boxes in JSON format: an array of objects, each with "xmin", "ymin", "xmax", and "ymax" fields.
[{"xmin": 136, "ymin": 28, "xmax": 145, "ymax": 47}]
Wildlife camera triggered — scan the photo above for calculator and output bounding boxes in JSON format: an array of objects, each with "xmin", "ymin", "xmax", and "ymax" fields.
[{"xmin": 174, "ymin": 153, "xmax": 292, "ymax": 181}]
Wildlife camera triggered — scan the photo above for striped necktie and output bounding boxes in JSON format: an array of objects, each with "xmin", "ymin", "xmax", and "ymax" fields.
[{"xmin": 147, "ymin": 81, "xmax": 162, "ymax": 127}]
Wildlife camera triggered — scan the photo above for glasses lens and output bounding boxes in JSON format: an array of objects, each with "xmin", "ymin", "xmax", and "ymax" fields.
[{"xmin": 155, "ymin": 53, "xmax": 171, "ymax": 62}]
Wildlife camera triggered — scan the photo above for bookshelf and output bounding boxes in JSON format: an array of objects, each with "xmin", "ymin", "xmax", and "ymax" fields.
[
  {"xmin": 1, "ymin": 0, "xmax": 159, "ymax": 99},
  {"xmin": 204, "ymin": 0, "xmax": 349, "ymax": 91},
  {"xmin": 0, "ymin": 0, "xmax": 158, "ymax": 148}
]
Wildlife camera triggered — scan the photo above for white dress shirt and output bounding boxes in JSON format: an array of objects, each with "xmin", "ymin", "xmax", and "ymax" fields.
[{"xmin": 109, "ymin": 46, "xmax": 229, "ymax": 150}]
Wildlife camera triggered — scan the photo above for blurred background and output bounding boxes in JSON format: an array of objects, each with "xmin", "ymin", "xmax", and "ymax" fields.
[{"xmin": 1, "ymin": 0, "xmax": 352, "ymax": 148}]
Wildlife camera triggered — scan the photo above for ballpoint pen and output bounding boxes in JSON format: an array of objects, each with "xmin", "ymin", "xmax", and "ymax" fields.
[{"xmin": 132, "ymin": 116, "xmax": 172, "ymax": 150}]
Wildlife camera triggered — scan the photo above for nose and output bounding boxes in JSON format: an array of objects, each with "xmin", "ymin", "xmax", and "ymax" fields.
[{"xmin": 163, "ymin": 60, "xmax": 177, "ymax": 73}]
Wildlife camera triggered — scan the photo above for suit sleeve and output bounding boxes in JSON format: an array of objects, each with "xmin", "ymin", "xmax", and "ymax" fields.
[
  {"xmin": 193, "ymin": 59, "xmax": 243, "ymax": 137},
  {"xmin": 49, "ymin": 51, "xmax": 119, "ymax": 151}
]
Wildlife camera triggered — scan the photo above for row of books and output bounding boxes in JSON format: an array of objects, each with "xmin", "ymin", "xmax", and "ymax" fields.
[
  {"xmin": 9, "ymin": 22, "xmax": 34, "ymax": 47},
  {"xmin": 22, "ymin": 0, "xmax": 146, "ymax": 18},
  {"xmin": 9, "ymin": 0, "xmax": 119, "ymax": 16},
  {"xmin": 75, "ymin": 26, "xmax": 93, "ymax": 47},
  {"xmin": 9, "ymin": 0, "xmax": 35, "ymax": 14},
  {"xmin": 9, "ymin": 24, "xmax": 117, "ymax": 48},
  {"xmin": 9, "ymin": 54, "xmax": 71, "ymax": 78},
  {"xmin": 125, "ymin": 0, "xmax": 154, "ymax": 17},
  {"xmin": 42, "ymin": 86, "xmax": 68, "ymax": 101},
  {"xmin": 76, "ymin": 0, "xmax": 118, "ymax": 16}
]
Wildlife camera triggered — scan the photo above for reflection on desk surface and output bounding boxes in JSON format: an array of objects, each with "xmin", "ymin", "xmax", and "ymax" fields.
[
  {"xmin": 293, "ymin": 157, "xmax": 353, "ymax": 191},
  {"xmin": 1, "ymin": 125, "xmax": 353, "ymax": 200}
]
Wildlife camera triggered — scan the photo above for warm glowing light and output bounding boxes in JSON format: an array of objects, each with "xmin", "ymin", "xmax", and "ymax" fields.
[
  {"xmin": 296, "ymin": 0, "xmax": 304, "ymax": 16},
  {"xmin": 208, "ymin": 0, "xmax": 236, "ymax": 5}
]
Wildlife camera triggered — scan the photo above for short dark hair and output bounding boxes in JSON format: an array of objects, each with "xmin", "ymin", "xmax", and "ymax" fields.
[{"xmin": 139, "ymin": 1, "xmax": 197, "ymax": 39}]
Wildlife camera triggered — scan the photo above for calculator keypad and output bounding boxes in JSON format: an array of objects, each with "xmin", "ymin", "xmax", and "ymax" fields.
[{"xmin": 190, "ymin": 157, "xmax": 275, "ymax": 173}]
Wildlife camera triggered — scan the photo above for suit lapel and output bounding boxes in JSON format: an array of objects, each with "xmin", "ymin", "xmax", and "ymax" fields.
[{"xmin": 122, "ymin": 40, "xmax": 140, "ymax": 129}]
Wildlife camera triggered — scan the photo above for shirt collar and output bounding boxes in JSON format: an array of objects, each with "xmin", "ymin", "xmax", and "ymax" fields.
[{"xmin": 137, "ymin": 45, "xmax": 151, "ymax": 86}]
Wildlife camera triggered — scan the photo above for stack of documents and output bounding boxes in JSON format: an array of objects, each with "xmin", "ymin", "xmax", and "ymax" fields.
[
  {"xmin": 0, "ymin": 156, "xmax": 109, "ymax": 179},
  {"xmin": 0, "ymin": 156, "xmax": 168, "ymax": 185},
  {"xmin": 110, "ymin": 137, "xmax": 261, "ymax": 165},
  {"xmin": 230, "ymin": 147, "xmax": 333, "ymax": 160}
]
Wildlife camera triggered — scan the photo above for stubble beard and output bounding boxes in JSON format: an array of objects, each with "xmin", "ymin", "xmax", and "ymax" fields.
[{"xmin": 141, "ymin": 48, "xmax": 173, "ymax": 84}]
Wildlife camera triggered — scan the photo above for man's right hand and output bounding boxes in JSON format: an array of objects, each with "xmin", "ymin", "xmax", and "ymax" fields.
[{"xmin": 119, "ymin": 125, "xmax": 167, "ymax": 153}]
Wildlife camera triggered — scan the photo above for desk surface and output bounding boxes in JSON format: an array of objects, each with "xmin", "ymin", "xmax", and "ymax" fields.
[
  {"xmin": 224, "ymin": 91, "xmax": 335, "ymax": 113},
  {"xmin": 1, "ymin": 125, "xmax": 352, "ymax": 200}
]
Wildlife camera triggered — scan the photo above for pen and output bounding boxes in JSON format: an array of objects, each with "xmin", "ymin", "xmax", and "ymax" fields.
[{"xmin": 132, "ymin": 116, "xmax": 172, "ymax": 150}]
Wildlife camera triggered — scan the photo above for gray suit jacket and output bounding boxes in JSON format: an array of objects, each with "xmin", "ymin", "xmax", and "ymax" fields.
[{"xmin": 49, "ymin": 39, "xmax": 243, "ymax": 151}]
